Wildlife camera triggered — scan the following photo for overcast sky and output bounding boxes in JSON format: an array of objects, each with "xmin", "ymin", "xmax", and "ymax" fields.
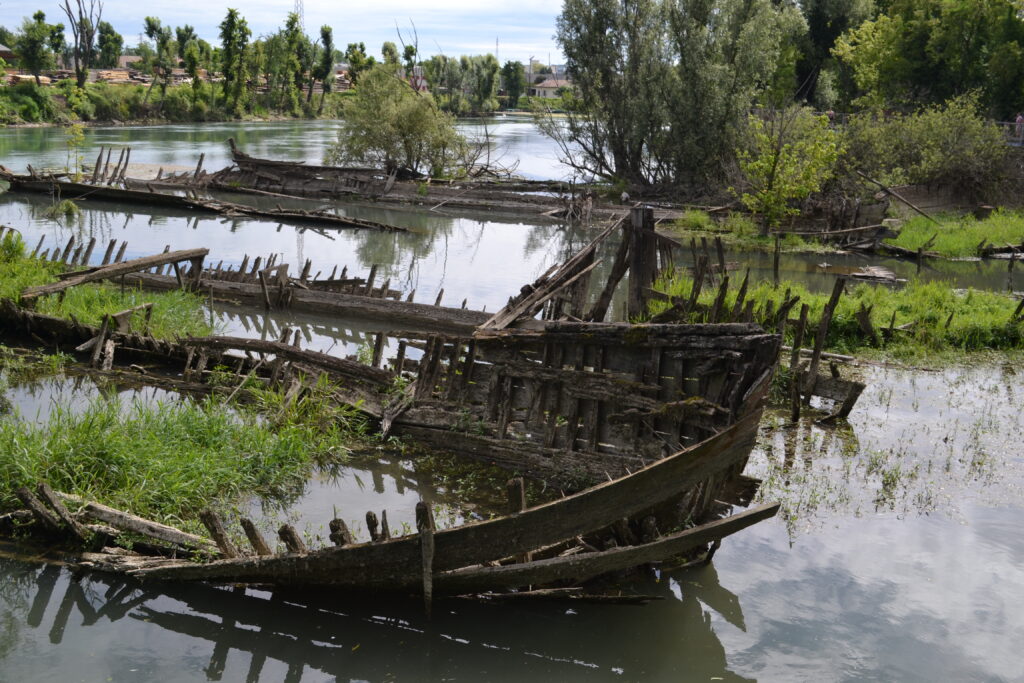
[{"xmin": 3, "ymin": 0, "xmax": 565, "ymax": 65}]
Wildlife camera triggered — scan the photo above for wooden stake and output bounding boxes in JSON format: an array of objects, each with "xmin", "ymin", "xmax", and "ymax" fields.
[
  {"xmin": 199, "ymin": 509, "xmax": 240, "ymax": 558},
  {"xmin": 416, "ymin": 501, "xmax": 435, "ymax": 618},
  {"xmin": 278, "ymin": 524, "xmax": 307, "ymax": 554},
  {"xmin": 240, "ymin": 519, "xmax": 273, "ymax": 556}
]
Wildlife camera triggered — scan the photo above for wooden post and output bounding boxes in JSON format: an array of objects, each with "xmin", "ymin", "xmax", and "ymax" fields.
[
  {"xmin": 90, "ymin": 147, "xmax": 104, "ymax": 183},
  {"xmin": 627, "ymin": 206, "xmax": 656, "ymax": 320},
  {"xmin": 15, "ymin": 486, "xmax": 62, "ymax": 533},
  {"xmin": 193, "ymin": 153, "xmax": 205, "ymax": 181},
  {"xmin": 1008, "ymin": 249, "xmax": 1017, "ymax": 293},
  {"xmin": 101, "ymin": 239, "xmax": 116, "ymax": 266},
  {"xmin": 278, "ymin": 524, "xmax": 307, "ymax": 554},
  {"xmin": 240, "ymin": 519, "xmax": 273, "ymax": 556},
  {"xmin": 366, "ymin": 510, "xmax": 380, "ymax": 542},
  {"xmin": 790, "ymin": 304, "xmax": 809, "ymax": 422},
  {"xmin": 258, "ymin": 269, "xmax": 272, "ymax": 310},
  {"xmin": 416, "ymin": 501, "xmax": 435, "ymax": 619},
  {"xmin": 329, "ymin": 519, "xmax": 353, "ymax": 547},
  {"xmin": 773, "ymin": 234, "xmax": 781, "ymax": 286},
  {"xmin": 803, "ymin": 278, "xmax": 845, "ymax": 398},
  {"xmin": 199, "ymin": 509, "xmax": 240, "ymax": 558},
  {"xmin": 371, "ymin": 332, "xmax": 385, "ymax": 368}
]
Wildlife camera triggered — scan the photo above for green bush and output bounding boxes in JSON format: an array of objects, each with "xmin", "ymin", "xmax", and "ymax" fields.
[
  {"xmin": 85, "ymin": 82, "xmax": 146, "ymax": 121},
  {"xmin": 843, "ymin": 94, "xmax": 1007, "ymax": 200},
  {"xmin": 55, "ymin": 79, "xmax": 95, "ymax": 120}
]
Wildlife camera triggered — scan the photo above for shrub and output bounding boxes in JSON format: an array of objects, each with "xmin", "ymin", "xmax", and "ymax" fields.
[{"xmin": 842, "ymin": 94, "xmax": 1007, "ymax": 200}]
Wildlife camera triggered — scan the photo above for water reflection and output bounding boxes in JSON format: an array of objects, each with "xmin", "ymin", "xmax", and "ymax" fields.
[
  {"xmin": 1, "ymin": 192, "xmax": 600, "ymax": 316},
  {"xmin": 0, "ymin": 552, "xmax": 754, "ymax": 681},
  {"xmin": 0, "ymin": 117, "xmax": 566, "ymax": 181},
  {"xmin": 752, "ymin": 362, "xmax": 1024, "ymax": 530},
  {"xmin": 0, "ymin": 372, "xmax": 178, "ymax": 426}
]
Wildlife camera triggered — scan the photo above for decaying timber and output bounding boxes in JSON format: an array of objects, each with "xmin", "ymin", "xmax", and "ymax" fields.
[
  {"xmin": 0, "ymin": 412, "xmax": 777, "ymax": 595},
  {"xmin": 0, "ymin": 207, "xmax": 793, "ymax": 602},
  {"xmin": 0, "ymin": 168, "xmax": 408, "ymax": 233}
]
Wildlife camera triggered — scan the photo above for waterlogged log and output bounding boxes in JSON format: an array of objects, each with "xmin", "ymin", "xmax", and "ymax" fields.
[
  {"xmin": 130, "ymin": 410, "xmax": 763, "ymax": 588},
  {"xmin": 21, "ymin": 248, "xmax": 209, "ymax": 301},
  {"xmin": 79, "ymin": 502, "xmax": 218, "ymax": 554},
  {"xmin": 36, "ymin": 483, "xmax": 90, "ymax": 543}
]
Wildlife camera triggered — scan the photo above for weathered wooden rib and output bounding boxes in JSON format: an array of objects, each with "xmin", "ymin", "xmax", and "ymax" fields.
[
  {"xmin": 130, "ymin": 409, "xmax": 763, "ymax": 588},
  {"xmin": 21, "ymin": 248, "xmax": 208, "ymax": 300},
  {"xmin": 433, "ymin": 502, "xmax": 780, "ymax": 593}
]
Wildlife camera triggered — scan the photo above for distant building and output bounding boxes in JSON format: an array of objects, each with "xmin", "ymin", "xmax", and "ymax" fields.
[
  {"xmin": 118, "ymin": 55, "xmax": 143, "ymax": 69},
  {"xmin": 0, "ymin": 44, "xmax": 15, "ymax": 62},
  {"xmin": 530, "ymin": 78, "xmax": 571, "ymax": 99}
]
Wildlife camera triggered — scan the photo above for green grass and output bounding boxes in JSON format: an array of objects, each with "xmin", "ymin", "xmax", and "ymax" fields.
[
  {"xmin": 648, "ymin": 272, "xmax": 1024, "ymax": 358},
  {"xmin": 886, "ymin": 210, "xmax": 1024, "ymax": 258},
  {"xmin": 666, "ymin": 210, "xmax": 837, "ymax": 254},
  {"xmin": 0, "ymin": 378, "xmax": 366, "ymax": 527},
  {"xmin": 0, "ymin": 231, "xmax": 213, "ymax": 339}
]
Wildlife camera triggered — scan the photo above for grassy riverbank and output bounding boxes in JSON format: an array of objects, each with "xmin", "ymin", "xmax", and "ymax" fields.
[
  {"xmin": 885, "ymin": 210, "xmax": 1024, "ymax": 258},
  {"xmin": 0, "ymin": 231, "xmax": 213, "ymax": 339},
  {"xmin": 649, "ymin": 273, "xmax": 1024, "ymax": 359},
  {"xmin": 0, "ymin": 378, "xmax": 366, "ymax": 526}
]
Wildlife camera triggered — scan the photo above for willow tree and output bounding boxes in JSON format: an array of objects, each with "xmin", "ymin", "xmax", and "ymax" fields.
[
  {"xmin": 14, "ymin": 12, "xmax": 64, "ymax": 86},
  {"xmin": 325, "ymin": 65, "xmax": 467, "ymax": 178},
  {"xmin": 314, "ymin": 26, "xmax": 335, "ymax": 114},
  {"xmin": 548, "ymin": 0, "xmax": 805, "ymax": 193}
]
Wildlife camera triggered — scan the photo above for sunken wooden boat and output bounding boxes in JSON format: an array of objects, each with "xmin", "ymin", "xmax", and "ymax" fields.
[
  {"xmin": 0, "ymin": 168, "xmax": 407, "ymax": 232},
  {"xmin": 0, "ymin": 210, "xmax": 786, "ymax": 598}
]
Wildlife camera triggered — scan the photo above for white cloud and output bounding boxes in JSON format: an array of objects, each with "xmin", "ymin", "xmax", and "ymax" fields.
[{"xmin": 3, "ymin": 0, "xmax": 562, "ymax": 64}]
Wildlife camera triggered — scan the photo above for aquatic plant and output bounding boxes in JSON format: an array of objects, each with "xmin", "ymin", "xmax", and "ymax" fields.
[
  {"xmin": 886, "ymin": 210, "xmax": 1024, "ymax": 258},
  {"xmin": 0, "ymin": 233, "xmax": 213, "ymax": 339},
  {"xmin": 0, "ymin": 389, "xmax": 364, "ymax": 526},
  {"xmin": 648, "ymin": 271, "xmax": 1024, "ymax": 358}
]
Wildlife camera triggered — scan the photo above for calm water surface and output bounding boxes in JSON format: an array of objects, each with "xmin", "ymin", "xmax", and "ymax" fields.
[{"xmin": 0, "ymin": 121, "xmax": 1022, "ymax": 681}]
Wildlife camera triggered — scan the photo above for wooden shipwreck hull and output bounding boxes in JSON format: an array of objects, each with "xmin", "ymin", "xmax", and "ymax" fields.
[
  {"xmin": 0, "ymin": 210, "xmax": 785, "ymax": 597},
  {"xmin": 27, "ymin": 412, "xmax": 776, "ymax": 595}
]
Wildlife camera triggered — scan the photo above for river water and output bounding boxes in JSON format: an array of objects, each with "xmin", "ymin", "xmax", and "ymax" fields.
[{"xmin": 1, "ymin": 120, "xmax": 1023, "ymax": 681}]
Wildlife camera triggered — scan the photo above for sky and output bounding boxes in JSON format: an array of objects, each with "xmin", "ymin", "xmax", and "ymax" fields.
[{"xmin": 3, "ymin": 0, "xmax": 565, "ymax": 65}]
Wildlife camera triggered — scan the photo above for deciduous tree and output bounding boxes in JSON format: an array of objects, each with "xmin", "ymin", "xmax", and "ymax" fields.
[{"xmin": 59, "ymin": 0, "xmax": 102, "ymax": 88}]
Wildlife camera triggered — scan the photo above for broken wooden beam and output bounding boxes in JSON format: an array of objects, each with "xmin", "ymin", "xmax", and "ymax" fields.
[{"xmin": 22, "ymin": 248, "xmax": 209, "ymax": 301}]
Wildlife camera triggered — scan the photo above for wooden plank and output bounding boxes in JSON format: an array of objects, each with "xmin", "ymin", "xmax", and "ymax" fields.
[
  {"xmin": 434, "ymin": 503, "xmax": 780, "ymax": 594},
  {"xmin": 79, "ymin": 502, "xmax": 216, "ymax": 552},
  {"xmin": 131, "ymin": 408, "xmax": 764, "ymax": 587},
  {"xmin": 22, "ymin": 248, "xmax": 209, "ymax": 300}
]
